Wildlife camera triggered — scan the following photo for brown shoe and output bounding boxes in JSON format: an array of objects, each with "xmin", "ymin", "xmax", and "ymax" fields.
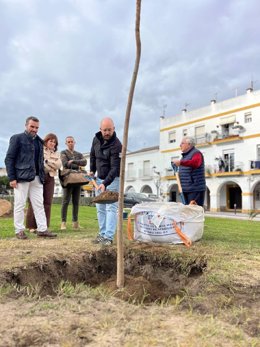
[
  {"xmin": 37, "ymin": 230, "xmax": 57, "ymax": 238},
  {"xmin": 60, "ymin": 222, "xmax": 66, "ymax": 230},
  {"xmin": 16, "ymin": 231, "xmax": 28, "ymax": 240},
  {"xmin": 72, "ymin": 221, "xmax": 82, "ymax": 230}
]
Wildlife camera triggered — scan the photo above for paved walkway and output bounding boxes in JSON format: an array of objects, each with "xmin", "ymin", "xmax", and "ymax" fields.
[{"xmin": 205, "ymin": 211, "xmax": 260, "ymax": 221}]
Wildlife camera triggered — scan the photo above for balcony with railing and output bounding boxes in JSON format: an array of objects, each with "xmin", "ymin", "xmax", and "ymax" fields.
[
  {"xmin": 211, "ymin": 124, "xmax": 245, "ymax": 144},
  {"xmin": 250, "ymin": 161, "xmax": 260, "ymax": 171},
  {"xmin": 211, "ymin": 134, "xmax": 243, "ymax": 144},
  {"xmin": 206, "ymin": 161, "xmax": 245, "ymax": 177}
]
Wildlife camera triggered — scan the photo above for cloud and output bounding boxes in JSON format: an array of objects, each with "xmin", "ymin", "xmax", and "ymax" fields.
[{"xmin": 0, "ymin": 0, "xmax": 260, "ymax": 166}]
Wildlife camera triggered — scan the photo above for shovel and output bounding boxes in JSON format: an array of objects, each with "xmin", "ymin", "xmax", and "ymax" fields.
[
  {"xmin": 84, "ymin": 175, "xmax": 99, "ymax": 190},
  {"xmin": 171, "ymin": 163, "xmax": 186, "ymax": 205},
  {"xmin": 85, "ymin": 175, "xmax": 119, "ymax": 204}
]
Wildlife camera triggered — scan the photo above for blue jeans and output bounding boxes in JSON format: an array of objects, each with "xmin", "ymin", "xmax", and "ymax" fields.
[{"xmin": 95, "ymin": 177, "xmax": 119, "ymax": 240}]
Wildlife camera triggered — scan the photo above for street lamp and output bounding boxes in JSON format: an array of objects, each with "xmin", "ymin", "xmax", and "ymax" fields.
[{"xmin": 152, "ymin": 166, "xmax": 161, "ymax": 198}]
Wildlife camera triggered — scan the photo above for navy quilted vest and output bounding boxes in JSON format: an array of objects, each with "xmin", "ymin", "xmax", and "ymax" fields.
[{"xmin": 179, "ymin": 147, "xmax": 206, "ymax": 192}]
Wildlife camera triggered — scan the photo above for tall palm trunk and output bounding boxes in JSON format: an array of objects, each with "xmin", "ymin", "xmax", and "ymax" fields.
[{"xmin": 116, "ymin": 0, "xmax": 142, "ymax": 288}]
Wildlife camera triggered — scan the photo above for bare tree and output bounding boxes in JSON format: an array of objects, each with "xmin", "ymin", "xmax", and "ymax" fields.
[{"xmin": 116, "ymin": 0, "xmax": 142, "ymax": 288}]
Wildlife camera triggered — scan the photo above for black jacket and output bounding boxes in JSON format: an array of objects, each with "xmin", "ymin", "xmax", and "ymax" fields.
[
  {"xmin": 5, "ymin": 132, "xmax": 45, "ymax": 184},
  {"xmin": 90, "ymin": 131, "xmax": 122, "ymax": 187}
]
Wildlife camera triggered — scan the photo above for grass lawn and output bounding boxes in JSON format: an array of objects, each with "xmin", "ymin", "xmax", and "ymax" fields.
[
  {"xmin": 0, "ymin": 203, "xmax": 99, "ymax": 238},
  {"xmin": 0, "ymin": 204, "xmax": 259, "ymax": 346},
  {"xmin": 1, "ymin": 204, "xmax": 259, "ymax": 244}
]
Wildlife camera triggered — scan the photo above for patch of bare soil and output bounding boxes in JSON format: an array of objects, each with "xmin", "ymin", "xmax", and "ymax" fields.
[
  {"xmin": 0, "ymin": 242, "xmax": 258, "ymax": 346},
  {"xmin": 2, "ymin": 246, "xmax": 206, "ymax": 301}
]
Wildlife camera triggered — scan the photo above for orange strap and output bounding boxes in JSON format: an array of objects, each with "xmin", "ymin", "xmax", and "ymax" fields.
[
  {"xmin": 173, "ymin": 221, "xmax": 192, "ymax": 248},
  {"xmin": 127, "ymin": 215, "xmax": 134, "ymax": 240}
]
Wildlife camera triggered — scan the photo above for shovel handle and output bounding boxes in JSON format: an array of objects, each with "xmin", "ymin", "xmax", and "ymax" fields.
[
  {"xmin": 85, "ymin": 175, "xmax": 99, "ymax": 190},
  {"xmin": 172, "ymin": 165, "xmax": 186, "ymax": 205}
]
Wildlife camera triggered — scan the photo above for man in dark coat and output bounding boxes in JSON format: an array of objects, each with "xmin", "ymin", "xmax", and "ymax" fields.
[{"xmin": 5, "ymin": 116, "xmax": 57, "ymax": 239}]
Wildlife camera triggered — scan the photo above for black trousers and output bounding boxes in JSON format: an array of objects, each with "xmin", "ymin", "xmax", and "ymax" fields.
[
  {"xmin": 183, "ymin": 191, "xmax": 205, "ymax": 207},
  {"xmin": 61, "ymin": 185, "xmax": 81, "ymax": 222}
]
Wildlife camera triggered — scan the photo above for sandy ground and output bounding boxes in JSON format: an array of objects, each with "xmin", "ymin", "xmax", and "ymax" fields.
[{"xmin": 0, "ymin": 237, "xmax": 259, "ymax": 347}]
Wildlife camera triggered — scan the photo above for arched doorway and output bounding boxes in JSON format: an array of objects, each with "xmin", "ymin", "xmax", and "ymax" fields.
[
  {"xmin": 204, "ymin": 187, "xmax": 210, "ymax": 211},
  {"xmin": 218, "ymin": 181, "xmax": 242, "ymax": 211},
  {"xmin": 140, "ymin": 185, "xmax": 153, "ymax": 195},
  {"xmin": 228, "ymin": 184, "xmax": 242, "ymax": 210},
  {"xmin": 253, "ymin": 181, "xmax": 260, "ymax": 210},
  {"xmin": 125, "ymin": 185, "xmax": 135, "ymax": 193},
  {"xmin": 168, "ymin": 184, "xmax": 179, "ymax": 202}
]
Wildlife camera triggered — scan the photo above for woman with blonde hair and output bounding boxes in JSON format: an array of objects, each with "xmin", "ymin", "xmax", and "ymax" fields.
[{"xmin": 26, "ymin": 133, "xmax": 62, "ymax": 232}]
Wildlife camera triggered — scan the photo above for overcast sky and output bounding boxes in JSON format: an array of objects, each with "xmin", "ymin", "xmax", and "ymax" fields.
[{"xmin": 1, "ymin": 0, "xmax": 259, "ymax": 166}]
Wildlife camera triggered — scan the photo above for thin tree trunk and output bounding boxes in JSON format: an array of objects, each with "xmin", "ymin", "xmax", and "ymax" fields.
[{"xmin": 116, "ymin": 0, "xmax": 142, "ymax": 288}]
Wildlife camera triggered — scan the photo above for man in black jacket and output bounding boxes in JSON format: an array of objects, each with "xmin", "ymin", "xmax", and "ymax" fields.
[
  {"xmin": 5, "ymin": 116, "xmax": 57, "ymax": 239},
  {"xmin": 90, "ymin": 117, "xmax": 122, "ymax": 246}
]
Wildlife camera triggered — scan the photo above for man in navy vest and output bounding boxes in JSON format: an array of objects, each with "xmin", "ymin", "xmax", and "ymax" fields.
[{"xmin": 172, "ymin": 136, "xmax": 206, "ymax": 207}]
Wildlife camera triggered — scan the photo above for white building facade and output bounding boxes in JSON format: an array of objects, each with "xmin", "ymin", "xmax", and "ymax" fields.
[
  {"xmin": 125, "ymin": 88, "xmax": 260, "ymax": 213},
  {"xmin": 124, "ymin": 146, "xmax": 160, "ymax": 198},
  {"xmin": 49, "ymin": 89, "xmax": 260, "ymax": 212}
]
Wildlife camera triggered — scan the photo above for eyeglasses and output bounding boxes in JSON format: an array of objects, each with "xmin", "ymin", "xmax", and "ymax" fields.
[{"xmin": 100, "ymin": 128, "xmax": 113, "ymax": 132}]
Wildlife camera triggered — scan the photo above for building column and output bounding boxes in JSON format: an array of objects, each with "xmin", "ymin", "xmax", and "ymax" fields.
[
  {"xmin": 209, "ymin": 192, "xmax": 220, "ymax": 212},
  {"xmin": 242, "ymin": 192, "xmax": 253, "ymax": 213}
]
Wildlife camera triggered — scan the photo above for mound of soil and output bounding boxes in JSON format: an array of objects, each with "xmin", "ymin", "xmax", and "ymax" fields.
[{"xmin": 0, "ymin": 199, "xmax": 12, "ymax": 217}]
